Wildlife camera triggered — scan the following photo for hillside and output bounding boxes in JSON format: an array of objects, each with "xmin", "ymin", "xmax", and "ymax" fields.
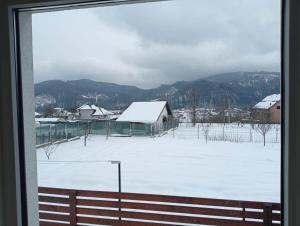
[{"xmin": 35, "ymin": 71, "xmax": 280, "ymax": 110}]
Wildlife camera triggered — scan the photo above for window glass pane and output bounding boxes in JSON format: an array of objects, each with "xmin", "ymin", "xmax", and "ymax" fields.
[{"xmin": 32, "ymin": 0, "xmax": 281, "ymax": 224}]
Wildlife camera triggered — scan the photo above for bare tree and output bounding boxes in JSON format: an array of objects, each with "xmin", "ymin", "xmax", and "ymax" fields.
[
  {"xmin": 44, "ymin": 105, "xmax": 55, "ymax": 117},
  {"xmin": 201, "ymin": 121, "xmax": 211, "ymax": 144},
  {"xmin": 189, "ymin": 89, "xmax": 199, "ymax": 127},
  {"xmin": 255, "ymin": 112, "xmax": 272, "ymax": 146},
  {"xmin": 43, "ymin": 143, "xmax": 58, "ymax": 160},
  {"xmin": 106, "ymin": 120, "xmax": 111, "ymax": 140},
  {"xmin": 84, "ymin": 121, "xmax": 92, "ymax": 146}
]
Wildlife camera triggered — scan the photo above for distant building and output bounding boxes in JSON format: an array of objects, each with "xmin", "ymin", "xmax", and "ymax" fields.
[
  {"xmin": 77, "ymin": 104, "xmax": 113, "ymax": 120},
  {"xmin": 35, "ymin": 112, "xmax": 42, "ymax": 118},
  {"xmin": 253, "ymin": 94, "xmax": 280, "ymax": 123},
  {"xmin": 116, "ymin": 101, "xmax": 173, "ymax": 134},
  {"xmin": 53, "ymin": 107, "xmax": 73, "ymax": 120}
]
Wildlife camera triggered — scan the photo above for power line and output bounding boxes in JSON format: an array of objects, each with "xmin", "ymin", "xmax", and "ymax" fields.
[{"xmin": 38, "ymin": 160, "xmax": 118, "ymax": 164}]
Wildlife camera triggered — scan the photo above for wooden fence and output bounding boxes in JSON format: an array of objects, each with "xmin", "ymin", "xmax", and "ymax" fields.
[{"xmin": 38, "ymin": 187, "xmax": 281, "ymax": 226}]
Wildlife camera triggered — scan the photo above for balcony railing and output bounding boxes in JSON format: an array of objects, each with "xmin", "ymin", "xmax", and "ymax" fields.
[{"xmin": 38, "ymin": 186, "xmax": 281, "ymax": 226}]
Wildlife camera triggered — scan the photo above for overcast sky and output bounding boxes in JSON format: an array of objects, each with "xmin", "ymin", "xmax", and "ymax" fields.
[{"xmin": 32, "ymin": 0, "xmax": 281, "ymax": 88}]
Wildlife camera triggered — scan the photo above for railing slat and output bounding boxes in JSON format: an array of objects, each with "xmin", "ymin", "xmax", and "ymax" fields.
[
  {"xmin": 39, "ymin": 196, "xmax": 69, "ymax": 204},
  {"xmin": 77, "ymin": 190, "xmax": 274, "ymax": 209},
  {"xmin": 77, "ymin": 216, "xmax": 178, "ymax": 226},
  {"xmin": 77, "ymin": 198, "xmax": 264, "ymax": 219},
  {"xmin": 39, "ymin": 212, "xmax": 70, "ymax": 222},
  {"xmin": 39, "ymin": 187, "xmax": 70, "ymax": 195},
  {"xmin": 39, "ymin": 221, "xmax": 69, "ymax": 226},
  {"xmin": 39, "ymin": 204, "xmax": 69, "ymax": 213},
  {"xmin": 76, "ymin": 207, "xmax": 264, "ymax": 225}
]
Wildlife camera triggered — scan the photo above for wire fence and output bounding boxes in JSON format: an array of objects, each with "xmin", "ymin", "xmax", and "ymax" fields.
[
  {"xmin": 36, "ymin": 121, "xmax": 279, "ymax": 146},
  {"xmin": 36, "ymin": 121, "xmax": 87, "ymax": 146},
  {"xmin": 36, "ymin": 119, "xmax": 179, "ymax": 146},
  {"xmin": 172, "ymin": 123, "xmax": 281, "ymax": 143}
]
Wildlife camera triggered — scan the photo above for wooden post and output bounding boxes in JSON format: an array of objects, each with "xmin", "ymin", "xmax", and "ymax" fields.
[
  {"xmin": 118, "ymin": 163, "xmax": 122, "ymax": 221},
  {"xmin": 129, "ymin": 123, "xmax": 132, "ymax": 136},
  {"xmin": 77, "ymin": 121, "xmax": 79, "ymax": 137},
  {"xmin": 106, "ymin": 120, "xmax": 111, "ymax": 140},
  {"xmin": 263, "ymin": 203, "xmax": 272, "ymax": 226},
  {"xmin": 172, "ymin": 120, "xmax": 175, "ymax": 138},
  {"xmin": 69, "ymin": 190, "xmax": 77, "ymax": 226},
  {"xmin": 49, "ymin": 125, "xmax": 52, "ymax": 143},
  {"xmin": 65, "ymin": 123, "xmax": 67, "ymax": 139},
  {"xmin": 151, "ymin": 124, "xmax": 154, "ymax": 138}
]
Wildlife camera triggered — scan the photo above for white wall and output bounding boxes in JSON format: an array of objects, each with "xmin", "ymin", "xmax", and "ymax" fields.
[
  {"xmin": 79, "ymin": 109, "xmax": 94, "ymax": 120},
  {"xmin": 154, "ymin": 106, "xmax": 169, "ymax": 132}
]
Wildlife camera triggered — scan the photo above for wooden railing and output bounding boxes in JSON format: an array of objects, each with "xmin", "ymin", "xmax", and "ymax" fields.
[{"xmin": 38, "ymin": 187, "xmax": 281, "ymax": 226}]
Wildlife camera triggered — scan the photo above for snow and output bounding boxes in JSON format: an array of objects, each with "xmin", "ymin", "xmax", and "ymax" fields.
[
  {"xmin": 263, "ymin": 94, "xmax": 280, "ymax": 102},
  {"xmin": 77, "ymin": 104, "xmax": 92, "ymax": 110},
  {"xmin": 92, "ymin": 106, "xmax": 113, "ymax": 116},
  {"xmin": 35, "ymin": 118, "xmax": 64, "ymax": 123},
  {"xmin": 78, "ymin": 104, "xmax": 113, "ymax": 116},
  {"xmin": 37, "ymin": 123, "xmax": 280, "ymax": 203},
  {"xmin": 254, "ymin": 94, "xmax": 280, "ymax": 109},
  {"xmin": 117, "ymin": 101, "xmax": 168, "ymax": 123}
]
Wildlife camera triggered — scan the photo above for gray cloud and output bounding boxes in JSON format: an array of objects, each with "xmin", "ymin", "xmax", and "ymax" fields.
[{"xmin": 33, "ymin": 0, "xmax": 280, "ymax": 88}]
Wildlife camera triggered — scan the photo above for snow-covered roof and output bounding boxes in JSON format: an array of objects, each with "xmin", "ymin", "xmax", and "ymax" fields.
[
  {"xmin": 117, "ymin": 101, "xmax": 171, "ymax": 123},
  {"xmin": 90, "ymin": 105, "xmax": 98, "ymax": 110},
  {"xmin": 35, "ymin": 118, "xmax": 65, "ymax": 123},
  {"xmin": 254, "ymin": 94, "xmax": 280, "ymax": 109},
  {"xmin": 35, "ymin": 112, "xmax": 41, "ymax": 116},
  {"xmin": 92, "ymin": 107, "xmax": 113, "ymax": 116},
  {"xmin": 78, "ymin": 104, "xmax": 113, "ymax": 116},
  {"xmin": 77, "ymin": 104, "xmax": 92, "ymax": 110},
  {"xmin": 87, "ymin": 104, "xmax": 112, "ymax": 116}
]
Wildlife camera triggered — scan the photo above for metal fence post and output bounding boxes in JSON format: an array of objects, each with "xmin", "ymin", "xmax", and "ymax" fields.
[
  {"xmin": 69, "ymin": 190, "xmax": 77, "ymax": 226},
  {"xmin": 263, "ymin": 203, "xmax": 272, "ymax": 226}
]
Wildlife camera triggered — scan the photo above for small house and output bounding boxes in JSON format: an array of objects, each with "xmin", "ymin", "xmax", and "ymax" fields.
[
  {"xmin": 253, "ymin": 94, "xmax": 281, "ymax": 123},
  {"xmin": 116, "ymin": 101, "xmax": 173, "ymax": 135}
]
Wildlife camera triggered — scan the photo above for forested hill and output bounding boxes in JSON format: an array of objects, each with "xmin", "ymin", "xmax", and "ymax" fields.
[{"xmin": 35, "ymin": 71, "xmax": 280, "ymax": 110}]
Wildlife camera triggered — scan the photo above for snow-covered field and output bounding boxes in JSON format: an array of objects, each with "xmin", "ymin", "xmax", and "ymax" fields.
[{"xmin": 37, "ymin": 124, "xmax": 281, "ymax": 203}]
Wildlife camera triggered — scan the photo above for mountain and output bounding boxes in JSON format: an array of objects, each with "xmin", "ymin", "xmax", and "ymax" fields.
[{"xmin": 34, "ymin": 71, "xmax": 280, "ymax": 111}]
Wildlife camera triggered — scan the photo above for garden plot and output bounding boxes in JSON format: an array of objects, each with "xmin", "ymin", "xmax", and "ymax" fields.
[{"xmin": 37, "ymin": 123, "xmax": 280, "ymax": 203}]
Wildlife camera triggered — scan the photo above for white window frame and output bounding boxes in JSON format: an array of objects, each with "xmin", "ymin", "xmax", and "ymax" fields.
[{"xmin": 0, "ymin": 0, "xmax": 296, "ymax": 225}]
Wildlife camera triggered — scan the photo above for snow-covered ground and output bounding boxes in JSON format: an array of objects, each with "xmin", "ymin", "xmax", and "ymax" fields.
[{"xmin": 37, "ymin": 123, "xmax": 280, "ymax": 203}]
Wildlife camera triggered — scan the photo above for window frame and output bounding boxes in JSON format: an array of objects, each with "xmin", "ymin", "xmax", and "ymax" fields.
[{"xmin": 0, "ymin": 0, "xmax": 296, "ymax": 225}]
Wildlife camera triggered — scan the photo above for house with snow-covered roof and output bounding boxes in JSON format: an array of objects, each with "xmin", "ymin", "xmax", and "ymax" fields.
[
  {"xmin": 91, "ymin": 105, "xmax": 113, "ymax": 120},
  {"xmin": 77, "ymin": 104, "xmax": 113, "ymax": 120},
  {"xmin": 253, "ymin": 94, "xmax": 281, "ymax": 123},
  {"xmin": 35, "ymin": 112, "xmax": 42, "ymax": 118},
  {"xmin": 116, "ymin": 101, "xmax": 174, "ymax": 134},
  {"xmin": 53, "ymin": 107, "xmax": 74, "ymax": 120}
]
